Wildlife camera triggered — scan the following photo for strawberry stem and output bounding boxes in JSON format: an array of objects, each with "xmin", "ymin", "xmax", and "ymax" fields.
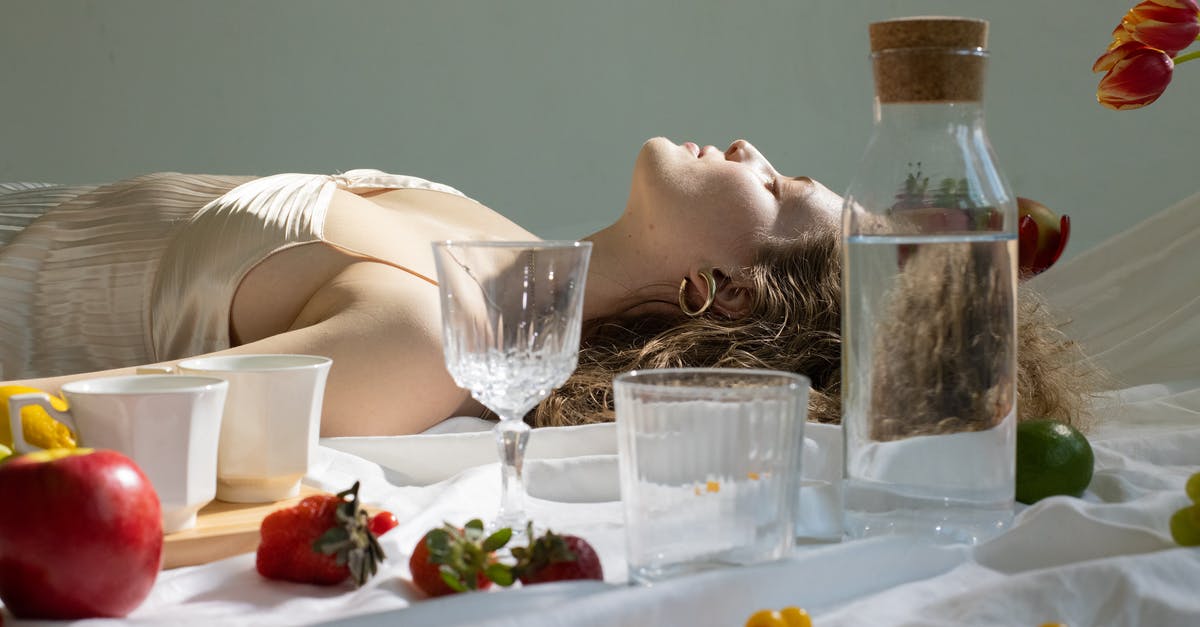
[
  {"xmin": 313, "ymin": 481, "xmax": 387, "ymax": 587},
  {"xmin": 425, "ymin": 520, "xmax": 516, "ymax": 591}
]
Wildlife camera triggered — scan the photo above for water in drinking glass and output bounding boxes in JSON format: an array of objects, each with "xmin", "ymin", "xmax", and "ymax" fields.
[
  {"xmin": 432, "ymin": 240, "xmax": 591, "ymax": 532},
  {"xmin": 615, "ymin": 368, "xmax": 809, "ymax": 584}
]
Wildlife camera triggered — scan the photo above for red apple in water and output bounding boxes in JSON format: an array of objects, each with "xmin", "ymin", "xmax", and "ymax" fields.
[{"xmin": 0, "ymin": 448, "xmax": 162, "ymax": 619}]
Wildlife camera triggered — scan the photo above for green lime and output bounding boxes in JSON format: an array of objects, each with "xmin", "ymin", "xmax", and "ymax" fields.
[
  {"xmin": 1015, "ymin": 419, "xmax": 1095, "ymax": 505},
  {"xmin": 1170, "ymin": 506, "xmax": 1200, "ymax": 546},
  {"xmin": 1187, "ymin": 472, "xmax": 1200, "ymax": 504}
]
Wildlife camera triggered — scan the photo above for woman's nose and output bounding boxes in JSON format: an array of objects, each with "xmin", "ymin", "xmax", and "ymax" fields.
[
  {"xmin": 726, "ymin": 139, "xmax": 777, "ymax": 177},
  {"xmin": 724, "ymin": 139, "xmax": 751, "ymax": 162}
]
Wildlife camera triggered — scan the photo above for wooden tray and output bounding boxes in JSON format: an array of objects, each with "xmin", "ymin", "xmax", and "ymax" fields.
[{"xmin": 162, "ymin": 485, "xmax": 327, "ymax": 570}]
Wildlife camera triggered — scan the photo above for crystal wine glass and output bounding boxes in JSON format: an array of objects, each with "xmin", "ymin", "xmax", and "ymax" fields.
[{"xmin": 432, "ymin": 240, "xmax": 592, "ymax": 532}]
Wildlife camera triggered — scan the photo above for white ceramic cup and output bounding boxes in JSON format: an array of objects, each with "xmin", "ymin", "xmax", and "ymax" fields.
[
  {"xmin": 8, "ymin": 375, "xmax": 229, "ymax": 533},
  {"xmin": 176, "ymin": 354, "xmax": 332, "ymax": 503}
]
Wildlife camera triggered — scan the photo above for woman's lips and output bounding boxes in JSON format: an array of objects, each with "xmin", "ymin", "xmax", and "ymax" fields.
[{"xmin": 681, "ymin": 141, "xmax": 719, "ymax": 158}]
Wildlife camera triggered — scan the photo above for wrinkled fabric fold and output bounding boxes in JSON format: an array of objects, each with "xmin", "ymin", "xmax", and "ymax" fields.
[{"xmin": 1030, "ymin": 190, "xmax": 1200, "ymax": 388}]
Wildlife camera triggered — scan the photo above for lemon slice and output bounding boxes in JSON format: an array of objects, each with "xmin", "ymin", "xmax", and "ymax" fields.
[{"xmin": 0, "ymin": 385, "xmax": 76, "ymax": 450}]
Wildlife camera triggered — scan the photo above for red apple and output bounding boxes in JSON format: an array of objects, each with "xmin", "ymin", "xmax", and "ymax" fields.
[
  {"xmin": 1017, "ymin": 197, "xmax": 1070, "ymax": 276},
  {"xmin": 1017, "ymin": 197, "xmax": 1060, "ymax": 251},
  {"xmin": 0, "ymin": 448, "xmax": 163, "ymax": 619}
]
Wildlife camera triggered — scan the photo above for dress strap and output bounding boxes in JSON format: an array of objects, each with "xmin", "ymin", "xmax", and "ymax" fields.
[{"xmin": 331, "ymin": 169, "xmax": 468, "ymax": 199}]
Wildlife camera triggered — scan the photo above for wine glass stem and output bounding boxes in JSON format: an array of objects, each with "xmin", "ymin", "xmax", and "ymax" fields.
[{"xmin": 494, "ymin": 418, "xmax": 531, "ymax": 529}]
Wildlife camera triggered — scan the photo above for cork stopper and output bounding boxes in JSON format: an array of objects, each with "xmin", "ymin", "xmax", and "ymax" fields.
[
  {"xmin": 869, "ymin": 17, "xmax": 989, "ymax": 103},
  {"xmin": 869, "ymin": 16, "xmax": 988, "ymax": 52}
]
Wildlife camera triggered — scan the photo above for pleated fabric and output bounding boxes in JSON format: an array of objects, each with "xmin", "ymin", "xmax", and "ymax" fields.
[
  {"xmin": 0, "ymin": 183, "xmax": 99, "ymax": 247},
  {"xmin": 0, "ymin": 174, "xmax": 251, "ymax": 379},
  {"xmin": 0, "ymin": 170, "xmax": 466, "ymax": 380}
]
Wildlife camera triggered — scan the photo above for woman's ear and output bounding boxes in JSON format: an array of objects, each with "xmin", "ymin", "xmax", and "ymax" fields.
[{"xmin": 689, "ymin": 268, "xmax": 752, "ymax": 319}]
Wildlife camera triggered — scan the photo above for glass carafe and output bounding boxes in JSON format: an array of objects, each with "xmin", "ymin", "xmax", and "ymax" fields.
[{"xmin": 841, "ymin": 16, "xmax": 1018, "ymax": 544}]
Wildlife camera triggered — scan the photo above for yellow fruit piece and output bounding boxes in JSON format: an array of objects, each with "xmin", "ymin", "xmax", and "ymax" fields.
[
  {"xmin": 1186, "ymin": 472, "xmax": 1200, "ymax": 504},
  {"xmin": 744, "ymin": 608, "xmax": 812, "ymax": 627},
  {"xmin": 779, "ymin": 607, "xmax": 813, "ymax": 627},
  {"xmin": 0, "ymin": 442, "xmax": 11, "ymax": 462},
  {"xmin": 745, "ymin": 610, "xmax": 786, "ymax": 627},
  {"xmin": 1170, "ymin": 506, "xmax": 1200, "ymax": 547},
  {"xmin": 0, "ymin": 385, "xmax": 76, "ymax": 450},
  {"xmin": 706, "ymin": 480, "xmax": 720, "ymax": 493},
  {"xmin": 1015, "ymin": 419, "xmax": 1094, "ymax": 505}
]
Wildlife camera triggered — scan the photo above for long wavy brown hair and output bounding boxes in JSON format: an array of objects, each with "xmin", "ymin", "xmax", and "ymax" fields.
[{"xmin": 529, "ymin": 225, "xmax": 1099, "ymax": 432}]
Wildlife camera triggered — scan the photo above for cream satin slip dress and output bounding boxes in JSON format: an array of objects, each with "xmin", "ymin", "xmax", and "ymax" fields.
[{"xmin": 0, "ymin": 170, "xmax": 467, "ymax": 380}]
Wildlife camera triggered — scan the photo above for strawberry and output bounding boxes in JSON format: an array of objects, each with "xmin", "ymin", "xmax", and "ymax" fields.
[
  {"xmin": 408, "ymin": 519, "xmax": 513, "ymax": 597},
  {"xmin": 511, "ymin": 526, "xmax": 603, "ymax": 585},
  {"xmin": 256, "ymin": 482, "xmax": 385, "ymax": 587},
  {"xmin": 369, "ymin": 511, "xmax": 399, "ymax": 537}
]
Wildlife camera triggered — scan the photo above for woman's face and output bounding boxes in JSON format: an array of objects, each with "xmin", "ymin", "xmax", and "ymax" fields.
[{"xmin": 627, "ymin": 137, "xmax": 841, "ymax": 270}]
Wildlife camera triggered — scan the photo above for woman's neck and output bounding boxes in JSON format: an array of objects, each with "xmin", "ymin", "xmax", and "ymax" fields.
[{"xmin": 580, "ymin": 220, "xmax": 678, "ymax": 323}]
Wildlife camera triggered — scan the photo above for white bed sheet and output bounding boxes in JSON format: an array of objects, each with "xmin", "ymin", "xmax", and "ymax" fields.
[
  {"xmin": 35, "ymin": 407, "xmax": 1194, "ymax": 627},
  {"xmin": 5, "ymin": 193, "xmax": 1200, "ymax": 626}
]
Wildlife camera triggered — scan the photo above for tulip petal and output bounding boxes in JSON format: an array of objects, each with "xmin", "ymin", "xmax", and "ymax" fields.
[
  {"xmin": 1094, "ymin": 41, "xmax": 1146, "ymax": 72},
  {"xmin": 1110, "ymin": 22, "xmax": 1135, "ymax": 49},
  {"xmin": 1095, "ymin": 48, "xmax": 1123, "ymax": 72},
  {"xmin": 1126, "ymin": 6, "xmax": 1200, "ymax": 55},
  {"xmin": 1135, "ymin": 23, "xmax": 1200, "ymax": 57},
  {"xmin": 1145, "ymin": 0, "xmax": 1200, "ymax": 13},
  {"xmin": 1097, "ymin": 46, "xmax": 1174, "ymax": 109},
  {"xmin": 1132, "ymin": 0, "xmax": 1199, "ymax": 20},
  {"xmin": 1113, "ymin": 1, "xmax": 1200, "ymax": 55}
]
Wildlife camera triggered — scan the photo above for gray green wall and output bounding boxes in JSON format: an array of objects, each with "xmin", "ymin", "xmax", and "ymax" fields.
[{"xmin": 4, "ymin": 0, "xmax": 1198, "ymax": 259}]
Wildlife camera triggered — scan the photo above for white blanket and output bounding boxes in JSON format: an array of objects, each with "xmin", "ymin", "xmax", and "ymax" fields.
[{"xmin": 7, "ymin": 193, "xmax": 1200, "ymax": 626}]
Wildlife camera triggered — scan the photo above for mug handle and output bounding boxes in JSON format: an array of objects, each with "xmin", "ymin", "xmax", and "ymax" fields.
[{"xmin": 8, "ymin": 393, "xmax": 77, "ymax": 455}]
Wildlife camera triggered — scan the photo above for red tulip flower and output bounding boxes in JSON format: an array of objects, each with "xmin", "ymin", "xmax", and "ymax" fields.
[
  {"xmin": 1093, "ymin": 42, "xmax": 1176, "ymax": 109},
  {"xmin": 1094, "ymin": 0, "xmax": 1200, "ymax": 110},
  {"xmin": 1017, "ymin": 197, "xmax": 1070, "ymax": 277},
  {"xmin": 1111, "ymin": 0, "xmax": 1200, "ymax": 56}
]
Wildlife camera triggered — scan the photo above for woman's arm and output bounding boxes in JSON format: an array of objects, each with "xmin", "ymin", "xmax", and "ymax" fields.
[{"xmin": 8, "ymin": 261, "xmax": 473, "ymax": 437}]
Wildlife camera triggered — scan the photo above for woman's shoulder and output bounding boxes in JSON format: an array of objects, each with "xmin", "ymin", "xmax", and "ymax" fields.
[
  {"xmin": 290, "ymin": 257, "xmax": 446, "ymax": 333},
  {"xmin": 322, "ymin": 185, "xmax": 536, "ymax": 274}
]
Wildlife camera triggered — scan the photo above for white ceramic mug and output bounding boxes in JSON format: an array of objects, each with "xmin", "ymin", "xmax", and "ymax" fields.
[
  {"xmin": 8, "ymin": 375, "xmax": 229, "ymax": 533},
  {"xmin": 176, "ymin": 354, "xmax": 332, "ymax": 503}
]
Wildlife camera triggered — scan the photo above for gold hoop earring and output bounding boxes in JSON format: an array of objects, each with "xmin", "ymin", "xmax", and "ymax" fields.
[{"xmin": 678, "ymin": 269, "xmax": 717, "ymax": 317}]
